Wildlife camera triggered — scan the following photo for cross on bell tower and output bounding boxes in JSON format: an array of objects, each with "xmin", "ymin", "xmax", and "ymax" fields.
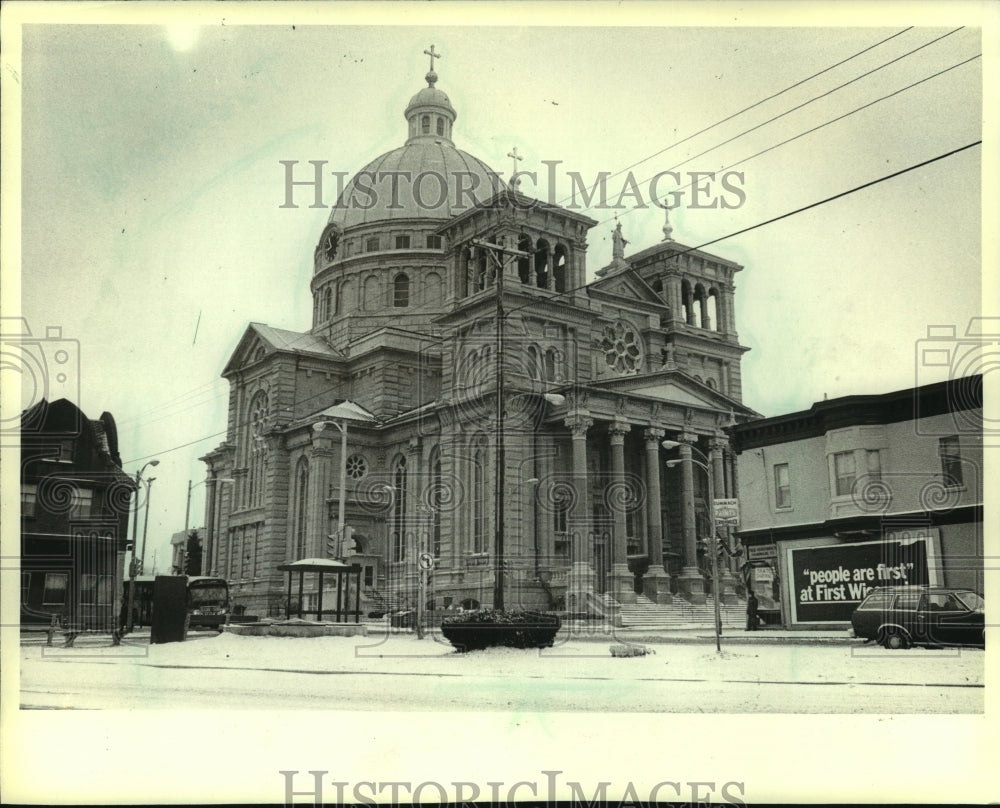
[
  {"xmin": 424, "ymin": 44, "xmax": 441, "ymax": 86},
  {"xmin": 508, "ymin": 146, "xmax": 523, "ymax": 189}
]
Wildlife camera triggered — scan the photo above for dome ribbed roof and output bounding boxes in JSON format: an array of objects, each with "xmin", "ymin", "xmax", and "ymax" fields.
[
  {"xmin": 327, "ymin": 59, "xmax": 504, "ymax": 230},
  {"xmin": 328, "ymin": 143, "xmax": 503, "ymax": 228}
]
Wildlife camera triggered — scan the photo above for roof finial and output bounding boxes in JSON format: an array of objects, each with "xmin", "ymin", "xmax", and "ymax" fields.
[
  {"xmin": 662, "ymin": 205, "xmax": 674, "ymax": 242},
  {"xmin": 508, "ymin": 146, "xmax": 523, "ymax": 189},
  {"xmin": 424, "ymin": 44, "xmax": 441, "ymax": 86}
]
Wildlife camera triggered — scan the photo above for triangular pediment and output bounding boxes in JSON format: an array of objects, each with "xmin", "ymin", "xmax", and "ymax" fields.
[
  {"xmin": 222, "ymin": 323, "xmax": 342, "ymax": 376},
  {"xmin": 589, "ymin": 369, "xmax": 759, "ymax": 417},
  {"xmin": 588, "ymin": 267, "xmax": 666, "ymax": 307}
]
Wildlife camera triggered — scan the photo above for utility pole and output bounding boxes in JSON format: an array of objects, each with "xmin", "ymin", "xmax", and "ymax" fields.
[{"xmin": 471, "ymin": 237, "xmax": 529, "ymax": 611}]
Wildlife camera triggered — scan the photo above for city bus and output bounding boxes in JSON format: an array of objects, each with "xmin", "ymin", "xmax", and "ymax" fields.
[{"xmin": 121, "ymin": 575, "xmax": 231, "ymax": 630}]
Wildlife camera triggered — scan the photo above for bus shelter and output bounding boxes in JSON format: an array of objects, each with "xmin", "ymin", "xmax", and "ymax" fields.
[{"xmin": 277, "ymin": 558, "xmax": 362, "ymax": 623}]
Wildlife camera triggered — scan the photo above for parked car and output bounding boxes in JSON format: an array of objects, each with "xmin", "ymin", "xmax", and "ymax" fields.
[{"xmin": 850, "ymin": 585, "xmax": 984, "ymax": 649}]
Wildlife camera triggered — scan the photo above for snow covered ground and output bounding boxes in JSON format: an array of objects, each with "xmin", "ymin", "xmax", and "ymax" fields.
[{"xmin": 19, "ymin": 629, "xmax": 984, "ymax": 713}]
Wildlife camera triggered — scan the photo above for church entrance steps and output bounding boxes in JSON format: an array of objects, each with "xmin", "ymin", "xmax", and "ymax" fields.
[{"xmin": 617, "ymin": 596, "xmax": 747, "ymax": 629}]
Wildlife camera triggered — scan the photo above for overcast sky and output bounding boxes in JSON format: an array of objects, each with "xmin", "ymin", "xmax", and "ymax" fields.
[
  {"xmin": 2, "ymin": 2, "xmax": 996, "ymax": 803},
  {"xmin": 8, "ymin": 12, "xmax": 989, "ymax": 577}
]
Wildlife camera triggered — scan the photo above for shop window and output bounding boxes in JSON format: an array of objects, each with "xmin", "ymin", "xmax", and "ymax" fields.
[
  {"xmin": 774, "ymin": 463, "xmax": 791, "ymax": 509},
  {"xmin": 42, "ymin": 573, "xmax": 68, "ymax": 606},
  {"xmin": 833, "ymin": 451, "xmax": 855, "ymax": 497},
  {"xmin": 395, "ymin": 234, "xmax": 411, "ymax": 249},
  {"xmin": 21, "ymin": 572, "xmax": 30, "ymax": 605},
  {"xmin": 939, "ymin": 435, "xmax": 963, "ymax": 487}
]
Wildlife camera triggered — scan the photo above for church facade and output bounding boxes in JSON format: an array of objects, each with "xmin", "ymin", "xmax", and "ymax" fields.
[{"xmin": 202, "ymin": 51, "xmax": 758, "ymax": 618}]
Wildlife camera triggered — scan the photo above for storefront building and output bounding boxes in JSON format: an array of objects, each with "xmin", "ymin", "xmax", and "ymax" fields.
[{"xmin": 731, "ymin": 375, "xmax": 983, "ymax": 629}]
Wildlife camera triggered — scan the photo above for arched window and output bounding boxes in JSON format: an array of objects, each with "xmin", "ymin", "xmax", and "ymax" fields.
[
  {"xmin": 393, "ymin": 273, "xmax": 410, "ymax": 307},
  {"xmin": 545, "ymin": 348, "xmax": 558, "ymax": 381},
  {"xmin": 553, "ymin": 244, "xmax": 568, "ymax": 293},
  {"xmin": 392, "ymin": 456, "xmax": 408, "ymax": 562},
  {"xmin": 527, "ymin": 345, "xmax": 540, "ymax": 381},
  {"xmin": 535, "ymin": 238, "xmax": 550, "ymax": 289},
  {"xmin": 517, "ymin": 235, "xmax": 532, "ymax": 284},
  {"xmin": 472, "ymin": 436, "xmax": 488, "ymax": 554},
  {"xmin": 436, "ymin": 117, "xmax": 444, "ymax": 136},
  {"xmin": 293, "ymin": 457, "xmax": 309, "ymax": 559},
  {"xmin": 429, "ymin": 447, "xmax": 442, "ymax": 558},
  {"xmin": 421, "ymin": 115, "xmax": 430, "ymax": 134},
  {"xmin": 693, "ymin": 283, "xmax": 707, "ymax": 329},
  {"xmin": 323, "ymin": 287, "xmax": 332, "ymax": 321},
  {"xmin": 246, "ymin": 391, "xmax": 268, "ymax": 508},
  {"xmin": 708, "ymin": 288, "xmax": 720, "ymax": 332}
]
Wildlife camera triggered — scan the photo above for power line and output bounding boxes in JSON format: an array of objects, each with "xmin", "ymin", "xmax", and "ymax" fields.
[
  {"xmin": 597, "ymin": 49, "xmax": 981, "ymax": 229},
  {"xmin": 553, "ymin": 26, "xmax": 917, "ymax": 207},
  {"xmin": 508, "ymin": 139, "xmax": 981, "ymax": 319},
  {"xmin": 587, "ymin": 28, "xmax": 966, "ymax": 218}
]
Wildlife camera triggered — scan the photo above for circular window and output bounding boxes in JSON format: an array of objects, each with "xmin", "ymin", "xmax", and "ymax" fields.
[
  {"xmin": 600, "ymin": 321, "xmax": 644, "ymax": 375},
  {"xmin": 346, "ymin": 454, "xmax": 368, "ymax": 480}
]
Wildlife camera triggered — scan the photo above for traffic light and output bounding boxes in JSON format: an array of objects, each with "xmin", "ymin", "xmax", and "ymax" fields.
[
  {"xmin": 326, "ymin": 533, "xmax": 338, "ymax": 559},
  {"xmin": 341, "ymin": 525, "xmax": 354, "ymax": 557}
]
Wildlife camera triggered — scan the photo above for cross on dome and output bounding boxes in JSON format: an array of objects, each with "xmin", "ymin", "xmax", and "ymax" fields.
[
  {"xmin": 508, "ymin": 146, "xmax": 523, "ymax": 188},
  {"xmin": 424, "ymin": 44, "xmax": 441, "ymax": 86}
]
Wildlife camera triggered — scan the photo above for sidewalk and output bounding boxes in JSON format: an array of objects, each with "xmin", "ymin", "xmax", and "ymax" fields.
[{"xmin": 557, "ymin": 622, "xmax": 858, "ymax": 646}]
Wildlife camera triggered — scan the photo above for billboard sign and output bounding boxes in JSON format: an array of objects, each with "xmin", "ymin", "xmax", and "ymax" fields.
[{"xmin": 787, "ymin": 531, "xmax": 936, "ymax": 623}]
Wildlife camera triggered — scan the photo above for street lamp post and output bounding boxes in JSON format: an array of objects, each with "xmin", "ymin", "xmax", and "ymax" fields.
[
  {"xmin": 139, "ymin": 476, "xmax": 156, "ymax": 575},
  {"xmin": 126, "ymin": 459, "xmax": 159, "ymax": 634},
  {"xmin": 663, "ymin": 440, "xmax": 722, "ymax": 653}
]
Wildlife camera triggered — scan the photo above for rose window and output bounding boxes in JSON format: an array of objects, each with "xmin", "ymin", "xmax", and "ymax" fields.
[
  {"xmin": 601, "ymin": 321, "xmax": 643, "ymax": 375},
  {"xmin": 346, "ymin": 454, "xmax": 368, "ymax": 480}
]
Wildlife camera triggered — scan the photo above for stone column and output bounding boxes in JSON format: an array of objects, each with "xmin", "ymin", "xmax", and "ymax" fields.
[
  {"xmin": 205, "ymin": 478, "xmax": 218, "ymax": 575},
  {"xmin": 566, "ymin": 415, "xmax": 595, "ymax": 610},
  {"xmin": 666, "ymin": 272, "xmax": 682, "ymax": 321},
  {"xmin": 608, "ymin": 421, "xmax": 635, "ymax": 603},
  {"xmin": 722, "ymin": 284, "xmax": 736, "ymax": 335},
  {"xmin": 307, "ymin": 428, "xmax": 335, "ymax": 559},
  {"xmin": 710, "ymin": 437, "xmax": 738, "ymax": 603},
  {"xmin": 642, "ymin": 428, "xmax": 671, "ymax": 603},
  {"xmin": 676, "ymin": 437, "xmax": 706, "ymax": 603},
  {"xmin": 701, "ymin": 295, "xmax": 711, "ymax": 331}
]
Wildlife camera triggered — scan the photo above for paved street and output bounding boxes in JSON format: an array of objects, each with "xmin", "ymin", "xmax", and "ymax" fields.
[{"xmin": 19, "ymin": 631, "xmax": 983, "ymax": 713}]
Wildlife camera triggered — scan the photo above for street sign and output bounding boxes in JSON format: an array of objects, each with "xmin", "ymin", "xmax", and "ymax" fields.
[
  {"xmin": 747, "ymin": 543, "xmax": 777, "ymax": 561},
  {"xmin": 713, "ymin": 498, "xmax": 740, "ymax": 526},
  {"xmin": 417, "ymin": 552, "xmax": 434, "ymax": 571}
]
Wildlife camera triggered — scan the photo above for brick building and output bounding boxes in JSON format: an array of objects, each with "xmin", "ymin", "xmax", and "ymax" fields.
[
  {"xmin": 20, "ymin": 398, "xmax": 134, "ymax": 633},
  {"xmin": 730, "ymin": 375, "xmax": 984, "ymax": 629}
]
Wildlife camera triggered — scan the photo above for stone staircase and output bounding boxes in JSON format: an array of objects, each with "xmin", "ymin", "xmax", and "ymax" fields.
[{"xmin": 616, "ymin": 594, "xmax": 747, "ymax": 630}]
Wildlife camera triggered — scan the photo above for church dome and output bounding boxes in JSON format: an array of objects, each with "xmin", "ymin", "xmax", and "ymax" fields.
[{"xmin": 328, "ymin": 52, "xmax": 504, "ymax": 230}]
